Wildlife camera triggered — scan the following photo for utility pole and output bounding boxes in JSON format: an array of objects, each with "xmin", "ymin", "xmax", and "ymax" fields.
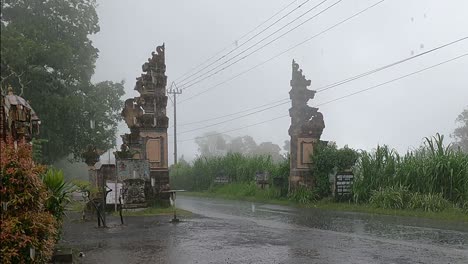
[{"xmin": 167, "ymin": 82, "xmax": 182, "ymax": 164}]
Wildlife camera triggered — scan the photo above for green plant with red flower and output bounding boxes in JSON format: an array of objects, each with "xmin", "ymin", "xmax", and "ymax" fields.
[{"xmin": 1, "ymin": 138, "xmax": 58, "ymax": 263}]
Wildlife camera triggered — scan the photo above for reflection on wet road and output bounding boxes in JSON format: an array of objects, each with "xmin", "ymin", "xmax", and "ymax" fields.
[
  {"xmin": 175, "ymin": 195, "xmax": 468, "ymax": 263},
  {"xmin": 61, "ymin": 195, "xmax": 468, "ymax": 264}
]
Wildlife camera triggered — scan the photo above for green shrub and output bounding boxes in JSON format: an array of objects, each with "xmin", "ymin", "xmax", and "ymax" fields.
[
  {"xmin": 311, "ymin": 143, "xmax": 359, "ymax": 199},
  {"xmin": 41, "ymin": 168, "xmax": 75, "ymax": 222},
  {"xmin": 408, "ymin": 193, "xmax": 450, "ymax": 212},
  {"xmin": 1, "ymin": 139, "xmax": 58, "ymax": 263},
  {"xmin": 241, "ymin": 182, "xmax": 257, "ymax": 196},
  {"xmin": 288, "ymin": 186, "xmax": 318, "ymax": 204},
  {"xmin": 461, "ymin": 201, "xmax": 468, "ymax": 214},
  {"xmin": 369, "ymin": 186, "xmax": 410, "ymax": 209}
]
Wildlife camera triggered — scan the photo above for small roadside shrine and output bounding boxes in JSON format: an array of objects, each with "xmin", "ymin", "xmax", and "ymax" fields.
[{"xmin": 0, "ymin": 86, "xmax": 40, "ymax": 142}]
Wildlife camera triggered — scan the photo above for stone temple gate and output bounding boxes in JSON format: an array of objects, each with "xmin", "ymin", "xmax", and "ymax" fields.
[
  {"xmin": 116, "ymin": 44, "xmax": 170, "ymax": 207},
  {"xmin": 288, "ymin": 60, "xmax": 325, "ymax": 190}
]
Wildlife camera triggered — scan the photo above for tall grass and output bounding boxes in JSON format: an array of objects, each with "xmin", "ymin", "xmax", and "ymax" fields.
[
  {"xmin": 354, "ymin": 134, "xmax": 468, "ymax": 205},
  {"xmin": 170, "ymin": 152, "xmax": 286, "ymax": 191},
  {"xmin": 353, "ymin": 145, "xmax": 400, "ymax": 203}
]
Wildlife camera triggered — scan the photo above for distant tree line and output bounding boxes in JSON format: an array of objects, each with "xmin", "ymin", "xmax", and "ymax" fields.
[
  {"xmin": 452, "ymin": 107, "xmax": 468, "ymax": 152},
  {"xmin": 194, "ymin": 132, "xmax": 289, "ymax": 162}
]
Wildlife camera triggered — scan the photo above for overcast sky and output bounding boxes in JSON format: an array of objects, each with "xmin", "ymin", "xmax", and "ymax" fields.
[{"xmin": 91, "ymin": 0, "xmax": 468, "ymax": 164}]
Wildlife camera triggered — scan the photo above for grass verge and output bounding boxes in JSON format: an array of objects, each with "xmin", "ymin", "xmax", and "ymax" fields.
[{"xmin": 181, "ymin": 192, "xmax": 468, "ymax": 222}]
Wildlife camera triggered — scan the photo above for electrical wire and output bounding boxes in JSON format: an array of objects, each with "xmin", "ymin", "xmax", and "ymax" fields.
[
  {"xmin": 178, "ymin": 52, "xmax": 468, "ymax": 142},
  {"xmin": 178, "ymin": 0, "xmax": 340, "ymax": 89},
  {"xmin": 175, "ymin": 36, "xmax": 468, "ymax": 129},
  {"xmin": 178, "ymin": 0, "xmax": 386, "ymax": 104},
  {"xmin": 177, "ymin": 100, "xmax": 291, "ymax": 135},
  {"xmin": 174, "ymin": 0, "xmax": 312, "ymax": 83},
  {"xmin": 173, "ymin": 97, "xmax": 290, "ymax": 128}
]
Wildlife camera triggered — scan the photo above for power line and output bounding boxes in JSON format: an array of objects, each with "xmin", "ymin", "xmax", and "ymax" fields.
[
  {"xmin": 173, "ymin": 0, "xmax": 300, "ymax": 82},
  {"xmin": 178, "ymin": 52, "xmax": 468, "ymax": 142},
  {"xmin": 176, "ymin": 36, "xmax": 468, "ymax": 128},
  {"xmin": 178, "ymin": 0, "xmax": 386, "ymax": 104},
  {"xmin": 177, "ymin": 0, "xmax": 327, "ymax": 87},
  {"xmin": 232, "ymin": 0, "xmax": 302, "ymax": 45},
  {"xmin": 316, "ymin": 53, "xmax": 468, "ymax": 107},
  {"xmin": 179, "ymin": 115, "xmax": 289, "ymax": 143},
  {"xmin": 173, "ymin": 97, "xmax": 290, "ymax": 128},
  {"xmin": 178, "ymin": 0, "xmax": 341, "ymax": 90},
  {"xmin": 174, "ymin": 0, "xmax": 312, "ymax": 83},
  {"xmin": 177, "ymin": 100, "xmax": 291, "ymax": 135},
  {"xmin": 315, "ymin": 36, "xmax": 468, "ymax": 93}
]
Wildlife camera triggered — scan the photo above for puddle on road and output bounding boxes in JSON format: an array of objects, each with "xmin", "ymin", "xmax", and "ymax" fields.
[{"xmin": 177, "ymin": 196, "xmax": 468, "ymax": 250}]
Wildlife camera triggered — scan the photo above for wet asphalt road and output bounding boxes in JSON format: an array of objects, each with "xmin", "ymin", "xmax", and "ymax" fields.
[{"xmin": 61, "ymin": 195, "xmax": 468, "ymax": 264}]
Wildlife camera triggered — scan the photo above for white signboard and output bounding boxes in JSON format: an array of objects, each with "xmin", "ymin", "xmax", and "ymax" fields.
[{"xmin": 106, "ymin": 181, "xmax": 123, "ymax": 205}]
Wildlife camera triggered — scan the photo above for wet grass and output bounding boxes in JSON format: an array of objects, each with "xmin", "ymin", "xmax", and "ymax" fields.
[
  {"xmin": 112, "ymin": 207, "xmax": 192, "ymax": 217},
  {"xmin": 313, "ymin": 200, "xmax": 468, "ymax": 222},
  {"xmin": 181, "ymin": 192, "xmax": 468, "ymax": 222}
]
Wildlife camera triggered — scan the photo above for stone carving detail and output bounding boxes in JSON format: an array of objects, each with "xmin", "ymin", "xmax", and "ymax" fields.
[
  {"xmin": 288, "ymin": 60, "xmax": 325, "ymax": 189},
  {"xmin": 122, "ymin": 179, "xmax": 146, "ymax": 205}
]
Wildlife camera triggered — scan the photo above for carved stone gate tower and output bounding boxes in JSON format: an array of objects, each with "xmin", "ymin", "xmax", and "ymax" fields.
[
  {"xmin": 117, "ymin": 44, "xmax": 169, "ymax": 205},
  {"xmin": 288, "ymin": 60, "xmax": 325, "ymax": 190}
]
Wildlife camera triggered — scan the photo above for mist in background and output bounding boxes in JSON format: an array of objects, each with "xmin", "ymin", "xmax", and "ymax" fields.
[{"xmin": 83, "ymin": 0, "xmax": 467, "ymax": 166}]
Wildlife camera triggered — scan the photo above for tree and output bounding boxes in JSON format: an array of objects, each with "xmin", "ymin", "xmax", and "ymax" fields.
[
  {"xmin": 228, "ymin": 135, "xmax": 257, "ymax": 155},
  {"xmin": 253, "ymin": 141, "xmax": 283, "ymax": 162},
  {"xmin": 1, "ymin": 0, "xmax": 124, "ymax": 163},
  {"xmin": 283, "ymin": 140, "xmax": 290, "ymax": 153},
  {"xmin": 195, "ymin": 132, "xmax": 284, "ymax": 162},
  {"xmin": 195, "ymin": 132, "xmax": 229, "ymax": 157},
  {"xmin": 453, "ymin": 107, "xmax": 468, "ymax": 152}
]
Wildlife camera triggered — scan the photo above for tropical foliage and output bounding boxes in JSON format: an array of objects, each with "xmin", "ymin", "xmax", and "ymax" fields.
[
  {"xmin": 0, "ymin": 0, "xmax": 124, "ymax": 163},
  {"xmin": 369, "ymin": 186, "xmax": 451, "ymax": 212},
  {"xmin": 1, "ymin": 139, "xmax": 58, "ymax": 263},
  {"xmin": 354, "ymin": 134, "xmax": 468, "ymax": 209},
  {"xmin": 41, "ymin": 167, "xmax": 75, "ymax": 222},
  {"xmin": 176, "ymin": 133, "xmax": 467, "ymax": 213},
  {"xmin": 310, "ymin": 142, "xmax": 359, "ymax": 198},
  {"xmin": 170, "ymin": 152, "xmax": 286, "ymax": 191}
]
